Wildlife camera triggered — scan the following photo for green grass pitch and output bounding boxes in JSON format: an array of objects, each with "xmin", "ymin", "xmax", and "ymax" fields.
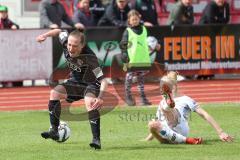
[{"xmin": 0, "ymin": 104, "xmax": 239, "ymax": 160}]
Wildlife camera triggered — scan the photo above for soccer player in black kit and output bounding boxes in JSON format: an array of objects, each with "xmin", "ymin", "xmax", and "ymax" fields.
[{"xmin": 36, "ymin": 29, "xmax": 108, "ymax": 149}]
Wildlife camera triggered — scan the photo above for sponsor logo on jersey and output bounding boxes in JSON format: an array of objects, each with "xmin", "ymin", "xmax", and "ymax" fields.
[{"xmin": 66, "ymin": 60, "xmax": 81, "ymax": 72}]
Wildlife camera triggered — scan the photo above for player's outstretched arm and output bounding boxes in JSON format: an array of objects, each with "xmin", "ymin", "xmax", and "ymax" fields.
[
  {"xmin": 145, "ymin": 133, "xmax": 154, "ymax": 141},
  {"xmin": 36, "ymin": 29, "xmax": 62, "ymax": 43},
  {"xmin": 195, "ymin": 107, "xmax": 233, "ymax": 142}
]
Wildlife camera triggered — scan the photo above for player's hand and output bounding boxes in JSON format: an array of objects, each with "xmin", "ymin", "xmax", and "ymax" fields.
[
  {"xmin": 11, "ymin": 25, "xmax": 17, "ymax": 30},
  {"xmin": 36, "ymin": 34, "xmax": 47, "ymax": 43},
  {"xmin": 74, "ymin": 23, "xmax": 85, "ymax": 30},
  {"xmin": 143, "ymin": 133, "xmax": 154, "ymax": 141},
  {"xmin": 219, "ymin": 132, "xmax": 233, "ymax": 142},
  {"xmin": 49, "ymin": 24, "xmax": 59, "ymax": 29},
  {"xmin": 90, "ymin": 98, "xmax": 103, "ymax": 110},
  {"xmin": 123, "ymin": 63, "xmax": 128, "ymax": 72},
  {"xmin": 143, "ymin": 22, "xmax": 154, "ymax": 27}
]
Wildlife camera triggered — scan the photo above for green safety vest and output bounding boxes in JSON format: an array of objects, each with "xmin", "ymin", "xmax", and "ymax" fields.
[{"xmin": 127, "ymin": 26, "xmax": 151, "ymax": 68}]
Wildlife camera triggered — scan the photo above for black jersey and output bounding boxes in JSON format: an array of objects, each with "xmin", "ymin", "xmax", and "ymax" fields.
[{"xmin": 58, "ymin": 31, "xmax": 104, "ymax": 86}]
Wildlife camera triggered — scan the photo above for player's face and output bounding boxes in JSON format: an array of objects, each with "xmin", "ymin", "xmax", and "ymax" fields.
[
  {"xmin": 129, "ymin": 15, "xmax": 140, "ymax": 27},
  {"xmin": 67, "ymin": 36, "xmax": 83, "ymax": 57}
]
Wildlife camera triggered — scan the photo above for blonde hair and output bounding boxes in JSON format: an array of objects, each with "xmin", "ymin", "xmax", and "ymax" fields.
[
  {"xmin": 160, "ymin": 71, "xmax": 179, "ymax": 97},
  {"xmin": 127, "ymin": 9, "xmax": 141, "ymax": 25}
]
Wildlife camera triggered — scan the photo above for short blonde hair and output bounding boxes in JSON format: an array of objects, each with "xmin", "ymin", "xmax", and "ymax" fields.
[
  {"xmin": 161, "ymin": 71, "xmax": 178, "ymax": 84},
  {"xmin": 166, "ymin": 71, "xmax": 178, "ymax": 84}
]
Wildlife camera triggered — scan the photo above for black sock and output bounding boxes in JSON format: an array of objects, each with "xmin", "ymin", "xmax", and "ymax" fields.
[
  {"xmin": 88, "ymin": 109, "xmax": 100, "ymax": 140},
  {"xmin": 48, "ymin": 100, "xmax": 61, "ymax": 131}
]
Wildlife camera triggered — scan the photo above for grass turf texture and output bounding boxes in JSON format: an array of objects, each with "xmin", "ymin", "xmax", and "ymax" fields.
[{"xmin": 0, "ymin": 103, "xmax": 239, "ymax": 160}]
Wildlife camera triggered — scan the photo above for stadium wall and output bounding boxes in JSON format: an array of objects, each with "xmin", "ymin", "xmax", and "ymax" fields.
[{"xmin": 0, "ymin": 25, "xmax": 240, "ymax": 82}]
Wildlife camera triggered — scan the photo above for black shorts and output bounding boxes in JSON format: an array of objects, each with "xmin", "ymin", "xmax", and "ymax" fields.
[{"xmin": 61, "ymin": 80, "xmax": 100, "ymax": 103}]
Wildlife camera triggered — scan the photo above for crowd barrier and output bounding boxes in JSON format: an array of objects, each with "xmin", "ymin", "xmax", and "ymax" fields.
[{"xmin": 1, "ymin": 25, "xmax": 240, "ymax": 81}]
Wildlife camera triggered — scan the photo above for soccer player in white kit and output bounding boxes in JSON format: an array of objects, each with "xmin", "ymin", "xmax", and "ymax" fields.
[{"xmin": 145, "ymin": 71, "xmax": 233, "ymax": 144}]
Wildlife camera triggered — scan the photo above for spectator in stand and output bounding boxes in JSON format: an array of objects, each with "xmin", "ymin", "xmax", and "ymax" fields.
[
  {"xmin": 131, "ymin": 0, "xmax": 159, "ymax": 26},
  {"xmin": 39, "ymin": 0, "xmax": 84, "ymax": 29},
  {"xmin": 59, "ymin": 0, "xmax": 74, "ymax": 18},
  {"xmin": 199, "ymin": 0, "xmax": 230, "ymax": 24},
  {"xmin": 167, "ymin": 0, "xmax": 194, "ymax": 25},
  {"xmin": 74, "ymin": 0, "xmax": 105, "ymax": 24},
  {"xmin": 97, "ymin": 0, "xmax": 130, "ymax": 27},
  {"xmin": 198, "ymin": 0, "xmax": 229, "ymax": 80},
  {"xmin": 120, "ymin": 10, "xmax": 156, "ymax": 106},
  {"xmin": 72, "ymin": 0, "xmax": 97, "ymax": 27},
  {"xmin": 0, "ymin": 5, "xmax": 19, "ymax": 29},
  {"xmin": 0, "ymin": 5, "xmax": 22, "ymax": 88}
]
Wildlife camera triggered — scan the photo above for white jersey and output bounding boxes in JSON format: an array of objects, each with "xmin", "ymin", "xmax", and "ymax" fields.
[{"xmin": 156, "ymin": 95, "xmax": 198, "ymax": 137}]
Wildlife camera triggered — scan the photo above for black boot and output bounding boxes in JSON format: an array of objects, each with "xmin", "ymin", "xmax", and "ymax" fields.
[
  {"xmin": 89, "ymin": 137, "xmax": 101, "ymax": 149},
  {"xmin": 139, "ymin": 98, "xmax": 152, "ymax": 106},
  {"xmin": 125, "ymin": 95, "xmax": 136, "ymax": 106},
  {"xmin": 41, "ymin": 127, "xmax": 59, "ymax": 141}
]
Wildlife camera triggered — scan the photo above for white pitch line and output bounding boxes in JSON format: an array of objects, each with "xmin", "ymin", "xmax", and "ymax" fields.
[
  {"xmin": 145, "ymin": 88, "xmax": 240, "ymax": 93},
  {"xmin": 179, "ymin": 84, "xmax": 240, "ymax": 87},
  {"xmin": 0, "ymin": 104, "xmax": 47, "ymax": 109},
  {"xmin": 0, "ymin": 99, "xmax": 48, "ymax": 104},
  {"xmin": 0, "ymin": 95, "xmax": 49, "ymax": 100},
  {"xmin": 0, "ymin": 90, "xmax": 49, "ymax": 95},
  {"xmin": 179, "ymin": 91, "xmax": 240, "ymax": 97},
  {"xmin": 0, "ymin": 103, "xmax": 83, "ymax": 109}
]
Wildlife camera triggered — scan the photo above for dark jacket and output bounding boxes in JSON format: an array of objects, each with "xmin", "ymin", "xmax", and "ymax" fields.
[
  {"xmin": 97, "ymin": 0, "xmax": 130, "ymax": 27},
  {"xmin": 167, "ymin": 1, "xmax": 194, "ymax": 25},
  {"xmin": 133, "ymin": 0, "xmax": 158, "ymax": 25},
  {"xmin": 199, "ymin": 1, "xmax": 230, "ymax": 24},
  {"xmin": 74, "ymin": 0, "xmax": 105, "ymax": 23},
  {"xmin": 72, "ymin": 8, "xmax": 97, "ymax": 27},
  {"xmin": 0, "ymin": 18, "xmax": 19, "ymax": 29},
  {"xmin": 39, "ymin": 0, "xmax": 74, "ymax": 28}
]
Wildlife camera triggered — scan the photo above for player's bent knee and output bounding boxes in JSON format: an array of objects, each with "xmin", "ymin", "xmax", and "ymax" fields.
[
  {"xmin": 148, "ymin": 121, "xmax": 161, "ymax": 132},
  {"xmin": 50, "ymin": 89, "xmax": 62, "ymax": 100},
  {"xmin": 84, "ymin": 93, "xmax": 97, "ymax": 111}
]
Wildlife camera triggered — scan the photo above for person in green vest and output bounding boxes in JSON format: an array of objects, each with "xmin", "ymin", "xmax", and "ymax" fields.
[{"xmin": 120, "ymin": 9, "xmax": 153, "ymax": 106}]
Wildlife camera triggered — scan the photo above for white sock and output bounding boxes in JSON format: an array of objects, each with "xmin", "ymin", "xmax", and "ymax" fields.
[{"xmin": 160, "ymin": 122, "xmax": 186, "ymax": 143}]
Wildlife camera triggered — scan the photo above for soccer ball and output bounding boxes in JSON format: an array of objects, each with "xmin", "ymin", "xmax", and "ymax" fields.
[
  {"xmin": 147, "ymin": 36, "xmax": 158, "ymax": 52},
  {"xmin": 56, "ymin": 121, "xmax": 71, "ymax": 143}
]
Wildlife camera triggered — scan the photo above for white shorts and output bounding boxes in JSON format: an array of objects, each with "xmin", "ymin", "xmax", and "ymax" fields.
[{"xmin": 159, "ymin": 108, "xmax": 190, "ymax": 137}]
